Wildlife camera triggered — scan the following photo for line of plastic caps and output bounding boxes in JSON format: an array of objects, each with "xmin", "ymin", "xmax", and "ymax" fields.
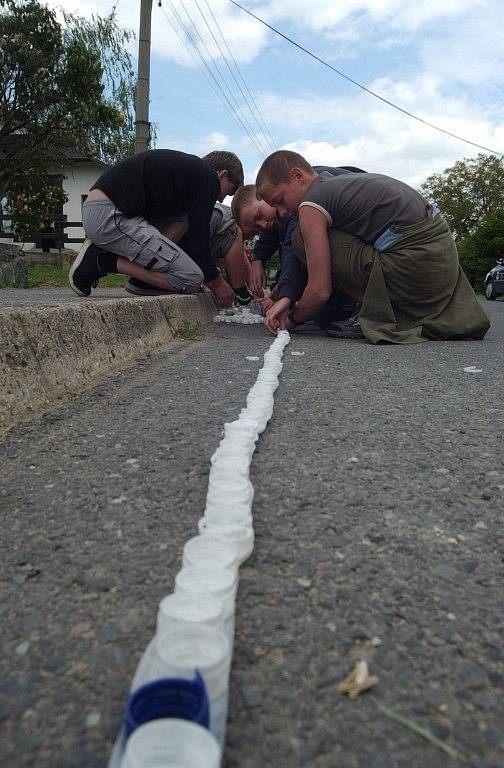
[
  {"xmin": 116, "ymin": 330, "xmax": 290, "ymax": 766},
  {"xmin": 214, "ymin": 310, "xmax": 264, "ymax": 324}
]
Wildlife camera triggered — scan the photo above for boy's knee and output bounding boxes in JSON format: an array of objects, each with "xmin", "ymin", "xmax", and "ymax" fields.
[{"xmin": 181, "ymin": 264, "xmax": 204, "ymax": 292}]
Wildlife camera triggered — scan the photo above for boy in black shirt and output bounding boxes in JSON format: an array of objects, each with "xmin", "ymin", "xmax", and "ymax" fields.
[{"xmin": 70, "ymin": 149, "xmax": 243, "ymax": 307}]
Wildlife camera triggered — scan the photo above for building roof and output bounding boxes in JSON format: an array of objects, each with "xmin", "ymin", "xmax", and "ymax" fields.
[
  {"xmin": 62, "ymin": 148, "xmax": 109, "ymax": 167},
  {"xmin": 0, "ymin": 141, "xmax": 109, "ymax": 168}
]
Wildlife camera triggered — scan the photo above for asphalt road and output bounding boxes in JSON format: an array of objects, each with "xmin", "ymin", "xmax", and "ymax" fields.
[{"xmin": 1, "ymin": 300, "xmax": 503, "ymax": 768}]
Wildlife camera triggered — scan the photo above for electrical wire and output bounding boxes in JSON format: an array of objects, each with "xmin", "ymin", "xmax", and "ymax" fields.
[
  {"xmin": 157, "ymin": 4, "xmax": 228, "ymax": 141},
  {"xmin": 162, "ymin": 1, "xmax": 259, "ymax": 159},
  {"xmin": 229, "ymin": 0, "xmax": 504, "ymax": 158},
  {"xmin": 178, "ymin": 0, "xmax": 269, "ymax": 158},
  {"xmin": 164, "ymin": 0, "xmax": 266, "ymax": 160},
  {"xmin": 193, "ymin": 0, "xmax": 275, "ymax": 154},
  {"xmin": 201, "ymin": 0, "xmax": 278, "ymax": 153}
]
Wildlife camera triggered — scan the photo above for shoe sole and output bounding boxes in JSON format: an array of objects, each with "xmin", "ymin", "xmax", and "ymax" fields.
[
  {"xmin": 69, "ymin": 239, "xmax": 92, "ymax": 297},
  {"xmin": 125, "ymin": 284, "xmax": 173, "ymax": 297},
  {"xmin": 325, "ymin": 330, "xmax": 364, "ymax": 339}
]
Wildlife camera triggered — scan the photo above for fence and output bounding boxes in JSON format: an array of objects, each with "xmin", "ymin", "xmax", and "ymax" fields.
[{"xmin": 0, "ymin": 213, "xmax": 85, "ymax": 249}]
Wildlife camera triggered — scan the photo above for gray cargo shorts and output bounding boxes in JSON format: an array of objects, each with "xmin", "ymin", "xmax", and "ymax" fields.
[
  {"xmin": 82, "ymin": 200, "xmax": 204, "ymax": 293},
  {"xmin": 210, "ymin": 204, "xmax": 239, "ymax": 262}
]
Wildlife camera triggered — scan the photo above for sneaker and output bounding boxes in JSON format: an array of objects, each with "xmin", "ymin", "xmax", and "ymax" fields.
[
  {"xmin": 125, "ymin": 278, "xmax": 173, "ymax": 296},
  {"xmin": 69, "ymin": 240, "xmax": 108, "ymax": 297},
  {"xmin": 234, "ymin": 287, "xmax": 253, "ymax": 305},
  {"xmin": 325, "ymin": 312, "xmax": 364, "ymax": 339}
]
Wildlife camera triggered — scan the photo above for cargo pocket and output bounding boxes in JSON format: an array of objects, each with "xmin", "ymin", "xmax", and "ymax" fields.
[{"xmin": 134, "ymin": 235, "xmax": 180, "ymax": 272}]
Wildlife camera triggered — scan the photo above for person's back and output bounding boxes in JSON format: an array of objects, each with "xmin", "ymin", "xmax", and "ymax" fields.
[
  {"xmin": 300, "ymin": 172, "xmax": 428, "ymax": 245},
  {"xmin": 91, "ymin": 149, "xmax": 219, "ymax": 227}
]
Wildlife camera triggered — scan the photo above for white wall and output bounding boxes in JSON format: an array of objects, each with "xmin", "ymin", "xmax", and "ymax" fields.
[{"xmin": 62, "ymin": 162, "xmax": 106, "ymax": 251}]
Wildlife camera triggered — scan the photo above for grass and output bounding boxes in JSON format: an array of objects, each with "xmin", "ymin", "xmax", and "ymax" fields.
[
  {"xmin": 27, "ymin": 265, "xmax": 128, "ymax": 289},
  {"xmin": 177, "ymin": 320, "xmax": 202, "ymax": 340},
  {"xmin": 376, "ymin": 704, "xmax": 470, "ymax": 765}
]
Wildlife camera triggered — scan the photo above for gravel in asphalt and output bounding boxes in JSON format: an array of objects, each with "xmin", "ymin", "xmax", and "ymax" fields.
[{"xmin": 1, "ymin": 300, "xmax": 503, "ymax": 768}]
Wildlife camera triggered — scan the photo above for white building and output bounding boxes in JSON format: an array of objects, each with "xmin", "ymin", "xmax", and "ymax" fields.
[{"xmin": 60, "ymin": 150, "xmax": 109, "ymax": 251}]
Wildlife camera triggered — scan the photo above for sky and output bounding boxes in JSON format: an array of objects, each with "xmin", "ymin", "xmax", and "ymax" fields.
[{"xmin": 47, "ymin": 0, "xmax": 503, "ymax": 190}]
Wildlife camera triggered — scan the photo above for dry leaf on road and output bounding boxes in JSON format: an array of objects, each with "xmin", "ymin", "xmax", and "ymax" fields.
[{"xmin": 337, "ymin": 660, "xmax": 378, "ymax": 698}]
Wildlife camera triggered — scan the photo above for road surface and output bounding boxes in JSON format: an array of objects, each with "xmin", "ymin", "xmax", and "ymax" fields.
[{"xmin": 1, "ymin": 300, "xmax": 503, "ymax": 768}]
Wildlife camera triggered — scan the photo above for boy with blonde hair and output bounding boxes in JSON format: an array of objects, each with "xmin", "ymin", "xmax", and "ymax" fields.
[{"xmin": 256, "ymin": 150, "xmax": 489, "ymax": 343}]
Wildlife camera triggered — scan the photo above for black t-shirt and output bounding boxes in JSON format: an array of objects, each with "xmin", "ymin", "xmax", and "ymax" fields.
[{"xmin": 91, "ymin": 149, "xmax": 220, "ymax": 281}]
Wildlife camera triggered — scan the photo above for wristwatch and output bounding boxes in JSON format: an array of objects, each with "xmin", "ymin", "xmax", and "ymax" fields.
[{"xmin": 287, "ymin": 300, "xmax": 299, "ymax": 325}]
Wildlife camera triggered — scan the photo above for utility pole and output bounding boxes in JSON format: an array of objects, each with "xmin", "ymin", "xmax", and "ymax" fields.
[{"xmin": 134, "ymin": 0, "xmax": 153, "ymax": 154}]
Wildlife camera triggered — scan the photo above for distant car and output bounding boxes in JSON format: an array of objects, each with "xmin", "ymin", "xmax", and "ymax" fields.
[{"xmin": 484, "ymin": 258, "xmax": 504, "ymax": 300}]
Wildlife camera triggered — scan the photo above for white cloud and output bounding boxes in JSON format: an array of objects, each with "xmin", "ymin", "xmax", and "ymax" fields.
[
  {"xmin": 258, "ymin": 0, "xmax": 479, "ymax": 34},
  {"xmin": 259, "ymin": 73, "xmax": 504, "ymax": 187},
  {"xmin": 203, "ymin": 131, "xmax": 229, "ymax": 148},
  {"xmin": 40, "ymin": 0, "xmax": 503, "ymax": 186},
  {"xmin": 146, "ymin": 0, "xmax": 269, "ymax": 65},
  {"xmin": 418, "ymin": 5, "xmax": 504, "ymax": 86}
]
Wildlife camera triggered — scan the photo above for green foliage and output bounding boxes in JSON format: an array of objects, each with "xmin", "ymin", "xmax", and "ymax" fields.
[
  {"xmin": 5, "ymin": 176, "xmax": 68, "ymax": 241},
  {"xmin": 61, "ymin": 9, "xmax": 137, "ymax": 163},
  {"xmin": 458, "ymin": 210, "xmax": 504, "ymax": 290},
  {"xmin": 177, "ymin": 320, "xmax": 202, "ymax": 340},
  {"xmin": 420, "ymin": 154, "xmax": 504, "ymax": 240},
  {"xmin": 0, "ymin": 0, "xmax": 136, "ymax": 184}
]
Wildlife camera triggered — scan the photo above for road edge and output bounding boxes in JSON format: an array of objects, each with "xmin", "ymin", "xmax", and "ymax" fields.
[{"xmin": 0, "ymin": 294, "xmax": 216, "ymax": 433}]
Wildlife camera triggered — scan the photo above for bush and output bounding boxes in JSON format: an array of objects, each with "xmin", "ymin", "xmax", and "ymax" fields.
[{"xmin": 5, "ymin": 176, "xmax": 67, "ymax": 242}]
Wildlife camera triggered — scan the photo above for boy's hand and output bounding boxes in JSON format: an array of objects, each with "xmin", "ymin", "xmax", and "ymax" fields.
[
  {"xmin": 250, "ymin": 261, "xmax": 266, "ymax": 298},
  {"xmin": 265, "ymin": 297, "xmax": 291, "ymax": 335},
  {"xmin": 206, "ymin": 275, "xmax": 236, "ymax": 308}
]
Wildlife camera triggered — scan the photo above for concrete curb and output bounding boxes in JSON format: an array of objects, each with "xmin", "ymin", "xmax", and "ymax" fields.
[{"xmin": 0, "ymin": 294, "xmax": 216, "ymax": 432}]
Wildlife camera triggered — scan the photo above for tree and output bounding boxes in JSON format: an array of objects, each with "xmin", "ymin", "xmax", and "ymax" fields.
[
  {"xmin": 420, "ymin": 154, "xmax": 504, "ymax": 240},
  {"xmin": 458, "ymin": 210, "xmax": 504, "ymax": 290},
  {"xmin": 0, "ymin": 0, "xmax": 136, "ymax": 187},
  {"xmin": 61, "ymin": 9, "xmax": 137, "ymax": 165}
]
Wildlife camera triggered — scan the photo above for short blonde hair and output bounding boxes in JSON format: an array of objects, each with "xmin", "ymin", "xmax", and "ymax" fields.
[
  {"xmin": 230, "ymin": 184, "xmax": 259, "ymax": 225},
  {"xmin": 256, "ymin": 150, "xmax": 315, "ymax": 197}
]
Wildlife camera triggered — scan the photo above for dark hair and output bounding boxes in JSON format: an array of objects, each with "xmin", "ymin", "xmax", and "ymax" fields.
[
  {"xmin": 202, "ymin": 151, "xmax": 244, "ymax": 189},
  {"xmin": 230, "ymin": 184, "xmax": 259, "ymax": 224},
  {"xmin": 256, "ymin": 150, "xmax": 315, "ymax": 196}
]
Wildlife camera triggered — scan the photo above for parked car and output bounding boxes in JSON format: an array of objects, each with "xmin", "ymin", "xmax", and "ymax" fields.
[{"xmin": 484, "ymin": 258, "xmax": 504, "ymax": 300}]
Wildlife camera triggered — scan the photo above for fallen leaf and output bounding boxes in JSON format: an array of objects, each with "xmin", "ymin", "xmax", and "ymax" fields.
[{"xmin": 337, "ymin": 660, "xmax": 378, "ymax": 698}]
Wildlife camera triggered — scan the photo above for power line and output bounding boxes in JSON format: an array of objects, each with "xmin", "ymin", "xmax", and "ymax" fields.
[
  {"xmin": 160, "ymin": 3, "xmax": 231, "ymax": 119},
  {"xmin": 202, "ymin": 0, "xmax": 278, "ymax": 153},
  {"xmin": 193, "ymin": 0, "xmax": 276, "ymax": 154},
  {"xmin": 229, "ymin": 0, "xmax": 504, "ymax": 158},
  {"xmin": 161, "ymin": 1, "xmax": 265, "ymax": 160},
  {"xmin": 174, "ymin": 0, "xmax": 266, "ymax": 159},
  {"xmin": 182, "ymin": 0, "xmax": 272, "ymax": 157}
]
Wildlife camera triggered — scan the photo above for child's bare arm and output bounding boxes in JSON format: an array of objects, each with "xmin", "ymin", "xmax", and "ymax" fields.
[{"xmin": 291, "ymin": 207, "xmax": 331, "ymax": 323}]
